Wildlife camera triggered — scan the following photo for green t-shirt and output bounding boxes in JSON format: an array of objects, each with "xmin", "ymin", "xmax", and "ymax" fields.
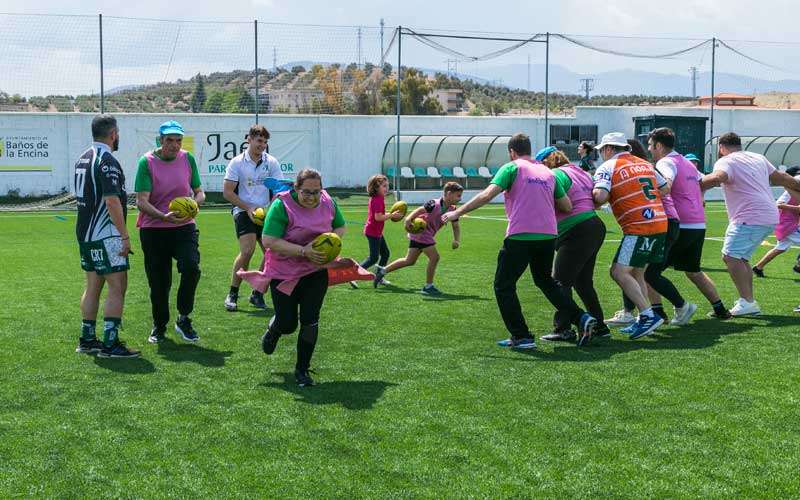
[
  {"xmin": 263, "ymin": 191, "xmax": 346, "ymax": 238},
  {"xmin": 134, "ymin": 150, "xmax": 202, "ymax": 192},
  {"xmin": 490, "ymin": 161, "xmax": 568, "ymax": 240},
  {"xmin": 553, "ymin": 168, "xmax": 597, "ymax": 235}
]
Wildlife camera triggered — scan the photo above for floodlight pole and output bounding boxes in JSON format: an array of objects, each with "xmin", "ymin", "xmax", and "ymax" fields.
[
  {"xmin": 709, "ymin": 37, "xmax": 716, "ymax": 150},
  {"xmin": 395, "ymin": 26, "xmax": 402, "ymax": 199},
  {"xmin": 544, "ymin": 32, "xmax": 550, "ymax": 147},
  {"xmin": 254, "ymin": 20, "xmax": 259, "ymax": 124},
  {"xmin": 99, "ymin": 14, "xmax": 104, "ymax": 113}
]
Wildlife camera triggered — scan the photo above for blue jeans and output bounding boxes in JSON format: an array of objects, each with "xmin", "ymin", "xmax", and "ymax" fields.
[{"xmin": 360, "ymin": 235, "xmax": 390, "ymax": 269}]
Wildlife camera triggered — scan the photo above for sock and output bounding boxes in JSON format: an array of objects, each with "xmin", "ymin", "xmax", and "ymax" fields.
[
  {"xmin": 229, "ymin": 286, "xmax": 239, "ymax": 296},
  {"xmin": 251, "ymin": 290, "xmax": 263, "ymax": 297},
  {"xmin": 81, "ymin": 320, "xmax": 96, "ymax": 340},
  {"xmin": 425, "ymin": 282, "xmax": 433, "ymax": 287},
  {"xmin": 712, "ymin": 300, "xmax": 727, "ymax": 314},
  {"xmin": 640, "ymin": 307, "xmax": 654, "ymax": 318},
  {"xmin": 102, "ymin": 317, "xmax": 121, "ymax": 347},
  {"xmin": 651, "ymin": 303, "xmax": 667, "ymax": 320}
]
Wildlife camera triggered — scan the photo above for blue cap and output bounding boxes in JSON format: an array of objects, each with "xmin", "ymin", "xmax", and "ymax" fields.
[
  {"xmin": 684, "ymin": 153, "xmax": 699, "ymax": 162},
  {"xmin": 535, "ymin": 146, "xmax": 557, "ymax": 162},
  {"xmin": 159, "ymin": 120, "xmax": 184, "ymax": 136}
]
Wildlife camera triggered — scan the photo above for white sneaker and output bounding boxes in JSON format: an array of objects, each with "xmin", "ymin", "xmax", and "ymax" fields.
[
  {"xmin": 224, "ymin": 293, "xmax": 238, "ymax": 312},
  {"xmin": 729, "ymin": 298, "xmax": 761, "ymax": 317},
  {"xmin": 670, "ymin": 302, "xmax": 698, "ymax": 326},
  {"xmin": 605, "ymin": 309, "xmax": 636, "ymax": 325},
  {"xmin": 349, "ymin": 281, "xmax": 359, "ymax": 289},
  {"xmin": 793, "ymin": 305, "xmax": 800, "ymax": 313},
  {"xmin": 379, "ymin": 277, "xmax": 392, "ymax": 286}
]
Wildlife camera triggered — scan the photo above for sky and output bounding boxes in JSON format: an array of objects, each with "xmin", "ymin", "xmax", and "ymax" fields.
[{"xmin": 1, "ymin": 0, "xmax": 798, "ymax": 96}]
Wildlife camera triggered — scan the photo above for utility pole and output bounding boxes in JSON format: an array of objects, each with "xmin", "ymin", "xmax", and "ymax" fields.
[
  {"xmin": 357, "ymin": 26, "xmax": 363, "ymax": 68},
  {"xmin": 579, "ymin": 78, "xmax": 594, "ymax": 100},
  {"xmin": 380, "ymin": 18, "xmax": 385, "ymax": 66},
  {"xmin": 688, "ymin": 66, "xmax": 698, "ymax": 99},
  {"xmin": 446, "ymin": 59, "xmax": 458, "ymax": 77}
]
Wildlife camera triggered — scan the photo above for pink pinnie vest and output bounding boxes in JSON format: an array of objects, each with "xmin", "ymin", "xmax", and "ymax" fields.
[
  {"xmin": 136, "ymin": 150, "xmax": 195, "ymax": 229},
  {"xmin": 669, "ymin": 152, "xmax": 706, "ymax": 226},
  {"xmin": 409, "ymin": 198, "xmax": 447, "ymax": 245},
  {"xmin": 264, "ymin": 190, "xmax": 335, "ymax": 280},
  {"xmin": 556, "ymin": 164, "xmax": 595, "ymax": 223},
  {"xmin": 776, "ymin": 192, "xmax": 800, "ymax": 241},
  {"xmin": 504, "ymin": 158, "xmax": 558, "ymax": 237}
]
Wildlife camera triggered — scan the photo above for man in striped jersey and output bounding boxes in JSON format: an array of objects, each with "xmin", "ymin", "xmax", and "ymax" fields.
[
  {"xmin": 593, "ymin": 132, "xmax": 669, "ymax": 339},
  {"xmin": 74, "ymin": 114, "xmax": 139, "ymax": 358}
]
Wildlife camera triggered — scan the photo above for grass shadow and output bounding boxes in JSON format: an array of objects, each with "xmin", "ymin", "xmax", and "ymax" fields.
[
  {"xmin": 93, "ymin": 355, "xmax": 156, "ymax": 374},
  {"xmin": 155, "ymin": 338, "xmax": 233, "ymax": 367},
  {"xmin": 480, "ymin": 318, "xmax": 758, "ymax": 363},
  {"xmin": 260, "ymin": 373, "xmax": 397, "ymax": 410},
  {"xmin": 375, "ymin": 285, "xmax": 490, "ymax": 301}
]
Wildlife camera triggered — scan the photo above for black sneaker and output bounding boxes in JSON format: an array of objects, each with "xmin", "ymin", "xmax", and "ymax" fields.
[
  {"xmin": 594, "ymin": 325, "xmax": 612, "ymax": 338},
  {"xmin": 295, "ymin": 368, "xmax": 315, "ymax": 387},
  {"xmin": 540, "ymin": 330, "xmax": 577, "ymax": 342},
  {"xmin": 752, "ymin": 266, "xmax": 765, "ymax": 278},
  {"xmin": 175, "ymin": 317, "xmax": 199, "ymax": 342},
  {"xmin": 707, "ymin": 309, "xmax": 733, "ymax": 320},
  {"xmin": 97, "ymin": 341, "xmax": 140, "ymax": 358},
  {"xmin": 372, "ymin": 267, "xmax": 386, "ymax": 289},
  {"xmin": 148, "ymin": 326, "xmax": 166, "ymax": 344},
  {"xmin": 794, "ymin": 263, "xmax": 800, "ymax": 274},
  {"xmin": 249, "ymin": 292, "xmax": 267, "ymax": 309},
  {"xmin": 261, "ymin": 329, "xmax": 281, "ymax": 355},
  {"xmin": 76, "ymin": 337, "xmax": 104, "ymax": 354},
  {"xmin": 224, "ymin": 293, "xmax": 238, "ymax": 311}
]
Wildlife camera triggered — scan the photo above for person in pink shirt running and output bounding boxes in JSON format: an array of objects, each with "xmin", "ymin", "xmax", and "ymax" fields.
[{"xmin": 752, "ymin": 166, "xmax": 800, "ymax": 281}]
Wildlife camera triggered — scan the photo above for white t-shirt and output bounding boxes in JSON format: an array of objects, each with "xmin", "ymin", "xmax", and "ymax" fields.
[
  {"xmin": 656, "ymin": 151, "xmax": 705, "ymax": 229},
  {"xmin": 713, "ymin": 151, "xmax": 778, "ymax": 226},
  {"xmin": 224, "ymin": 149, "xmax": 283, "ymax": 215}
]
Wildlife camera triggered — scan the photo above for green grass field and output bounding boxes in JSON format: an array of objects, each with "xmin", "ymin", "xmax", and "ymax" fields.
[{"xmin": 1, "ymin": 201, "xmax": 799, "ymax": 497}]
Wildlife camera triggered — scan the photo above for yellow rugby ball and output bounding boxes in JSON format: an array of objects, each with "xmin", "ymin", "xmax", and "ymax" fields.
[
  {"xmin": 168, "ymin": 196, "xmax": 198, "ymax": 219},
  {"xmin": 408, "ymin": 217, "xmax": 427, "ymax": 234},
  {"xmin": 252, "ymin": 207, "xmax": 266, "ymax": 226},
  {"xmin": 311, "ymin": 232, "xmax": 342, "ymax": 264},
  {"xmin": 389, "ymin": 200, "xmax": 408, "ymax": 218}
]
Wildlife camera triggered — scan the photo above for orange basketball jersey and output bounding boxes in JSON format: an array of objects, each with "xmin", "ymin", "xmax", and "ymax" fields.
[{"xmin": 606, "ymin": 154, "xmax": 667, "ymax": 235}]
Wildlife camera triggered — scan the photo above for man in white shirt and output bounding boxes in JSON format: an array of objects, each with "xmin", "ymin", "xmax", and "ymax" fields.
[{"xmin": 223, "ymin": 124, "xmax": 284, "ymax": 311}]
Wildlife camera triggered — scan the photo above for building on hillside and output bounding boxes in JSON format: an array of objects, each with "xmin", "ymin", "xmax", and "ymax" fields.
[
  {"xmin": 698, "ymin": 93, "xmax": 756, "ymax": 107},
  {"xmin": 250, "ymin": 89, "xmax": 325, "ymax": 113},
  {"xmin": 433, "ymin": 89, "xmax": 464, "ymax": 115}
]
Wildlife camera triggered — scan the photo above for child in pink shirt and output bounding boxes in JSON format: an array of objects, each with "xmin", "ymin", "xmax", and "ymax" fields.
[{"xmin": 351, "ymin": 175, "xmax": 402, "ymax": 288}]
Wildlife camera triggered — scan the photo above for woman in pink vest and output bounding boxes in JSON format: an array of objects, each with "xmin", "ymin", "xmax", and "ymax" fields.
[
  {"xmin": 259, "ymin": 169, "xmax": 347, "ymax": 387},
  {"xmin": 442, "ymin": 133, "xmax": 597, "ymax": 349},
  {"xmin": 135, "ymin": 120, "xmax": 206, "ymax": 344},
  {"xmin": 535, "ymin": 147, "xmax": 609, "ymax": 342}
]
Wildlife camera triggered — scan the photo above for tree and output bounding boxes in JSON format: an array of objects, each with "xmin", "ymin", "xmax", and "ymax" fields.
[
  {"xmin": 291, "ymin": 65, "xmax": 306, "ymax": 75},
  {"xmin": 204, "ymin": 91, "xmax": 224, "ymax": 113},
  {"xmin": 237, "ymin": 89, "xmax": 255, "ymax": 113},
  {"xmin": 382, "ymin": 62, "xmax": 392, "ymax": 77},
  {"xmin": 190, "ymin": 74, "xmax": 206, "ymax": 112}
]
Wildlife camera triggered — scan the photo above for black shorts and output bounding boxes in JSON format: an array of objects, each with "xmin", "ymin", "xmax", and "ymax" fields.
[
  {"xmin": 409, "ymin": 240, "xmax": 435, "ymax": 250},
  {"xmin": 666, "ymin": 228, "xmax": 705, "ymax": 272},
  {"xmin": 234, "ymin": 210, "xmax": 262, "ymax": 238}
]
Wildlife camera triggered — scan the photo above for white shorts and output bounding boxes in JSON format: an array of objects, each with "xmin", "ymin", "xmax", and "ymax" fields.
[
  {"xmin": 775, "ymin": 229, "xmax": 800, "ymax": 251},
  {"xmin": 722, "ymin": 223, "xmax": 774, "ymax": 261}
]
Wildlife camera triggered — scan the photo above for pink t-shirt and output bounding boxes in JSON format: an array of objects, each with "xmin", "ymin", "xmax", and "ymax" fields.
[
  {"xmin": 364, "ymin": 195, "xmax": 385, "ymax": 238},
  {"xmin": 714, "ymin": 151, "xmax": 778, "ymax": 225}
]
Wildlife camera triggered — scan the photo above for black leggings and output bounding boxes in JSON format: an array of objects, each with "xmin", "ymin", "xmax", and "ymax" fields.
[
  {"xmin": 552, "ymin": 216, "xmax": 606, "ymax": 331},
  {"xmin": 359, "ymin": 235, "xmax": 390, "ymax": 269},
  {"xmin": 494, "ymin": 238, "xmax": 585, "ymax": 338},
  {"xmin": 140, "ymin": 224, "xmax": 201, "ymax": 329},
  {"xmin": 269, "ymin": 269, "xmax": 328, "ymax": 371},
  {"xmin": 622, "ymin": 218, "xmax": 685, "ymax": 311}
]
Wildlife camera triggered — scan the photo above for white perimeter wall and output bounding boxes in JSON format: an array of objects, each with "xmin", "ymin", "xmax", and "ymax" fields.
[{"xmin": 3, "ymin": 106, "xmax": 800, "ymax": 196}]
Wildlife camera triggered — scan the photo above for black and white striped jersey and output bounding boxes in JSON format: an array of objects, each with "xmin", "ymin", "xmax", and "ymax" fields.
[{"xmin": 74, "ymin": 145, "xmax": 127, "ymax": 242}]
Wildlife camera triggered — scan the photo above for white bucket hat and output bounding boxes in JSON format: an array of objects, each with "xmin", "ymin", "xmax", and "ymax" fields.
[{"xmin": 596, "ymin": 132, "xmax": 631, "ymax": 150}]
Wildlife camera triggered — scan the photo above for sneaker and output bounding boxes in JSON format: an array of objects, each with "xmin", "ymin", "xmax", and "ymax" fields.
[
  {"xmin": 75, "ymin": 337, "xmax": 104, "ymax": 354},
  {"xmin": 620, "ymin": 322, "xmax": 637, "ymax": 334},
  {"xmin": 421, "ymin": 284, "xmax": 443, "ymax": 296},
  {"xmin": 670, "ymin": 302, "xmax": 698, "ymax": 326},
  {"xmin": 249, "ymin": 292, "xmax": 267, "ymax": 310},
  {"xmin": 224, "ymin": 293, "xmax": 238, "ymax": 312},
  {"xmin": 540, "ymin": 329, "xmax": 577, "ymax": 342},
  {"xmin": 379, "ymin": 277, "xmax": 392, "ymax": 286},
  {"xmin": 148, "ymin": 326, "xmax": 166, "ymax": 344},
  {"xmin": 372, "ymin": 267, "xmax": 386, "ymax": 289},
  {"xmin": 577, "ymin": 313, "xmax": 597, "ymax": 347},
  {"xmin": 497, "ymin": 337, "xmax": 536, "ymax": 349},
  {"xmin": 629, "ymin": 314, "xmax": 664, "ymax": 340},
  {"xmin": 794, "ymin": 305, "xmax": 800, "ymax": 313},
  {"xmin": 175, "ymin": 317, "xmax": 199, "ymax": 342},
  {"xmin": 97, "ymin": 341, "xmax": 140, "ymax": 358},
  {"xmin": 261, "ymin": 329, "xmax": 280, "ymax": 355},
  {"xmin": 594, "ymin": 325, "xmax": 612, "ymax": 338},
  {"xmin": 794, "ymin": 263, "xmax": 800, "ymax": 274},
  {"xmin": 295, "ymin": 368, "xmax": 315, "ymax": 387},
  {"xmin": 752, "ymin": 266, "xmax": 765, "ymax": 278},
  {"xmin": 605, "ymin": 309, "xmax": 636, "ymax": 325},
  {"xmin": 729, "ymin": 298, "xmax": 761, "ymax": 317},
  {"xmin": 707, "ymin": 309, "xmax": 733, "ymax": 320},
  {"xmin": 349, "ymin": 280, "xmax": 359, "ymax": 289}
]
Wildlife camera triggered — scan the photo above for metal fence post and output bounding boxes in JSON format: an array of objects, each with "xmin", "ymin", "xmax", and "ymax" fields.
[
  {"xmin": 255, "ymin": 19, "xmax": 259, "ymax": 123},
  {"xmin": 395, "ymin": 26, "xmax": 402, "ymax": 198},
  {"xmin": 99, "ymin": 14, "xmax": 104, "ymax": 113},
  {"xmin": 544, "ymin": 31, "xmax": 550, "ymax": 147}
]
